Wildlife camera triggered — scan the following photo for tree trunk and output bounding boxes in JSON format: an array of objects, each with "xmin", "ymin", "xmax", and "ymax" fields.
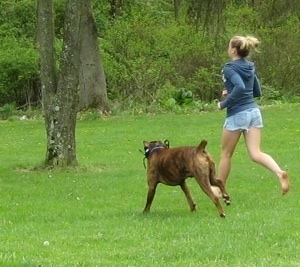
[
  {"xmin": 37, "ymin": 0, "xmax": 83, "ymax": 167},
  {"xmin": 109, "ymin": 0, "xmax": 123, "ymax": 18},
  {"xmin": 36, "ymin": 0, "xmax": 57, "ymax": 125},
  {"xmin": 174, "ymin": 0, "xmax": 180, "ymax": 21},
  {"xmin": 78, "ymin": 0, "xmax": 109, "ymax": 112}
]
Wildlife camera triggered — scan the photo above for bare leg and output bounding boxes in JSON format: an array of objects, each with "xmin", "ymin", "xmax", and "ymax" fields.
[
  {"xmin": 243, "ymin": 127, "xmax": 290, "ymax": 194},
  {"xmin": 218, "ymin": 128, "xmax": 242, "ymax": 186}
]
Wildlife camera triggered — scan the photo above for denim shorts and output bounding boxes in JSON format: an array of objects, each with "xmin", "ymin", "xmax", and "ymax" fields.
[{"xmin": 224, "ymin": 108, "xmax": 263, "ymax": 131}]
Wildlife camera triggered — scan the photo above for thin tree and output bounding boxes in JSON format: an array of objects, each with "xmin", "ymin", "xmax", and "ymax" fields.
[{"xmin": 174, "ymin": 0, "xmax": 180, "ymax": 21}]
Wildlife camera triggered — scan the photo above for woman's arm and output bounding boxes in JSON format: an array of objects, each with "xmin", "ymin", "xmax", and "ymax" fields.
[
  {"xmin": 220, "ymin": 68, "xmax": 245, "ymax": 109},
  {"xmin": 253, "ymin": 75, "xmax": 262, "ymax": 98}
]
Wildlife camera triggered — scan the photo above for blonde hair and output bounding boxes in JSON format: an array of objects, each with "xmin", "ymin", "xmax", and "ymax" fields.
[{"xmin": 230, "ymin": 36, "xmax": 260, "ymax": 57}]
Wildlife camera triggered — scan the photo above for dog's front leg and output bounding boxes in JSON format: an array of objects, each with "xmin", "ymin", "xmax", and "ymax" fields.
[
  {"xmin": 143, "ymin": 183, "xmax": 157, "ymax": 213},
  {"xmin": 180, "ymin": 181, "xmax": 196, "ymax": 211}
]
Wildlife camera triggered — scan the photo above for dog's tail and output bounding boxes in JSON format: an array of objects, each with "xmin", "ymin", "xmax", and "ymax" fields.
[{"xmin": 197, "ymin": 139, "xmax": 207, "ymax": 152}]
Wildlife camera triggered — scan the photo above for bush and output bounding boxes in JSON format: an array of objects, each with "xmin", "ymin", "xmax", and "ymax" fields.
[
  {"xmin": 101, "ymin": 17, "xmax": 223, "ymax": 105},
  {"xmin": 0, "ymin": 103, "xmax": 17, "ymax": 120},
  {"xmin": 1, "ymin": 0, "xmax": 300, "ymax": 112},
  {"xmin": 256, "ymin": 15, "xmax": 300, "ymax": 96},
  {"xmin": 0, "ymin": 38, "xmax": 40, "ymax": 107}
]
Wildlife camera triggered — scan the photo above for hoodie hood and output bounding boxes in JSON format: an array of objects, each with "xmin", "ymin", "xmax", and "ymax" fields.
[{"xmin": 225, "ymin": 59, "xmax": 255, "ymax": 81}]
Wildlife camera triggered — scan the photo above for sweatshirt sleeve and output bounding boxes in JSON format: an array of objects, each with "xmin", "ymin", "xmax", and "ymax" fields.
[
  {"xmin": 220, "ymin": 67, "xmax": 245, "ymax": 109},
  {"xmin": 253, "ymin": 75, "xmax": 262, "ymax": 98}
]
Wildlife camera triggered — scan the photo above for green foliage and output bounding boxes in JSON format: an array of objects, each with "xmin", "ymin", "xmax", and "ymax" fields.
[
  {"xmin": 187, "ymin": 66, "xmax": 222, "ymax": 101},
  {"xmin": 0, "ymin": 0, "xmax": 63, "ymax": 108},
  {"xmin": 0, "ymin": 37, "xmax": 40, "ymax": 107},
  {"xmin": 0, "ymin": 0, "xmax": 40, "ymax": 107},
  {"xmin": 256, "ymin": 15, "xmax": 300, "ymax": 96},
  {"xmin": 257, "ymin": 85, "xmax": 283, "ymax": 106},
  {"xmin": 101, "ymin": 16, "xmax": 175, "ymax": 102},
  {"xmin": 101, "ymin": 16, "xmax": 221, "ymax": 107},
  {"xmin": 1, "ymin": 104, "xmax": 300, "ymax": 266},
  {"xmin": 101, "ymin": 0, "xmax": 300, "ymax": 109},
  {"xmin": 0, "ymin": 103, "xmax": 17, "ymax": 120},
  {"xmin": 172, "ymin": 88, "xmax": 193, "ymax": 105},
  {"xmin": 261, "ymin": 85, "xmax": 282, "ymax": 100},
  {"xmin": 1, "ymin": 0, "xmax": 300, "ymax": 110},
  {"xmin": 92, "ymin": 0, "xmax": 117, "ymax": 36},
  {"xmin": 0, "ymin": 102, "xmax": 42, "ymax": 121},
  {"xmin": 0, "ymin": 0, "xmax": 36, "ymax": 39},
  {"xmin": 224, "ymin": 4, "xmax": 258, "ymax": 35}
]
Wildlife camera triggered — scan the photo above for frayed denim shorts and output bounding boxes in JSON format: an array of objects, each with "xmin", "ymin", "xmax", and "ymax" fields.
[{"xmin": 224, "ymin": 108, "xmax": 263, "ymax": 131}]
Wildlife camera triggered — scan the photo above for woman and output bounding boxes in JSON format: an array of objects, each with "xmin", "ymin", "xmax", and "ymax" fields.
[{"xmin": 216, "ymin": 35, "xmax": 290, "ymax": 196}]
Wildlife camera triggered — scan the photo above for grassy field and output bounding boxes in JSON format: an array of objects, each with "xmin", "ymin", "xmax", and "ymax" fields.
[{"xmin": 0, "ymin": 104, "xmax": 299, "ymax": 267}]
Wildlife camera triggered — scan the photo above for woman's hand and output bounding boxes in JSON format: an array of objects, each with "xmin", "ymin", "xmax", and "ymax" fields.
[
  {"xmin": 221, "ymin": 89, "xmax": 228, "ymax": 98},
  {"xmin": 217, "ymin": 89, "xmax": 227, "ymax": 109}
]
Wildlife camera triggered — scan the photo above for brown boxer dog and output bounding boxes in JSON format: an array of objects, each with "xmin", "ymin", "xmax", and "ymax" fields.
[{"xmin": 142, "ymin": 140, "xmax": 230, "ymax": 217}]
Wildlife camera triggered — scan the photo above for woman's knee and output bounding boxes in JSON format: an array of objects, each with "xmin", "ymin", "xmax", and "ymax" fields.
[
  {"xmin": 248, "ymin": 151, "xmax": 262, "ymax": 163},
  {"xmin": 221, "ymin": 150, "xmax": 233, "ymax": 159},
  {"xmin": 249, "ymin": 155, "xmax": 258, "ymax": 163}
]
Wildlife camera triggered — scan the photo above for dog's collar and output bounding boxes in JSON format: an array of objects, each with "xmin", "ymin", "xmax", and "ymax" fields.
[
  {"xmin": 141, "ymin": 140, "xmax": 170, "ymax": 169},
  {"xmin": 144, "ymin": 146, "xmax": 164, "ymax": 158}
]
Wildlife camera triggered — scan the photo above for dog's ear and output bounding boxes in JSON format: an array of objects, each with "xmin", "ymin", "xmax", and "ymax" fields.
[
  {"xmin": 164, "ymin": 139, "xmax": 170, "ymax": 148},
  {"xmin": 143, "ymin": 141, "xmax": 150, "ymax": 149},
  {"xmin": 198, "ymin": 139, "xmax": 207, "ymax": 152}
]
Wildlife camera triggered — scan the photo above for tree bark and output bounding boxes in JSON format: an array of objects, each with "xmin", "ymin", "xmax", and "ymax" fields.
[
  {"xmin": 109, "ymin": 0, "xmax": 123, "ymax": 18},
  {"xmin": 36, "ymin": 0, "xmax": 57, "ymax": 120},
  {"xmin": 78, "ymin": 0, "xmax": 109, "ymax": 112},
  {"xmin": 174, "ymin": 0, "xmax": 180, "ymax": 21},
  {"xmin": 37, "ymin": 0, "xmax": 83, "ymax": 167}
]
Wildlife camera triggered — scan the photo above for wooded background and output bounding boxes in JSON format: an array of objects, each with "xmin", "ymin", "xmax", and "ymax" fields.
[{"xmin": 0, "ymin": 0, "xmax": 299, "ymax": 110}]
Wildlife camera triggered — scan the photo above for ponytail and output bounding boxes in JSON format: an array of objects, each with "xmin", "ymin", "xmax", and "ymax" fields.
[{"xmin": 230, "ymin": 35, "xmax": 260, "ymax": 57}]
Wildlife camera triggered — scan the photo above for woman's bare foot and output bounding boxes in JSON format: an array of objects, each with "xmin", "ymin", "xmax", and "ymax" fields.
[{"xmin": 279, "ymin": 171, "xmax": 290, "ymax": 195}]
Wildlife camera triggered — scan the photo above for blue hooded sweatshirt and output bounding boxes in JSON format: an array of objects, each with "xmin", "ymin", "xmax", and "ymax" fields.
[{"xmin": 220, "ymin": 58, "xmax": 262, "ymax": 118}]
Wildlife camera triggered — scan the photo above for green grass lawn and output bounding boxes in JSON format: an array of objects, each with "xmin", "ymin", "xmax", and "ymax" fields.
[{"xmin": 0, "ymin": 104, "xmax": 299, "ymax": 267}]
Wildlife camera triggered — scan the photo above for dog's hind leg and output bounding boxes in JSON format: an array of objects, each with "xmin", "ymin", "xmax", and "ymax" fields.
[
  {"xmin": 180, "ymin": 181, "xmax": 196, "ymax": 212},
  {"xmin": 194, "ymin": 175, "xmax": 226, "ymax": 217},
  {"xmin": 143, "ymin": 183, "xmax": 158, "ymax": 213},
  {"xmin": 199, "ymin": 183, "xmax": 226, "ymax": 217},
  {"xmin": 210, "ymin": 178, "xmax": 231, "ymax": 206}
]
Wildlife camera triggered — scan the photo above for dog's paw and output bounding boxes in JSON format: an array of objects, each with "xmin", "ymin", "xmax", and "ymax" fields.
[
  {"xmin": 224, "ymin": 198, "xmax": 231, "ymax": 206},
  {"xmin": 223, "ymin": 194, "xmax": 231, "ymax": 206}
]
